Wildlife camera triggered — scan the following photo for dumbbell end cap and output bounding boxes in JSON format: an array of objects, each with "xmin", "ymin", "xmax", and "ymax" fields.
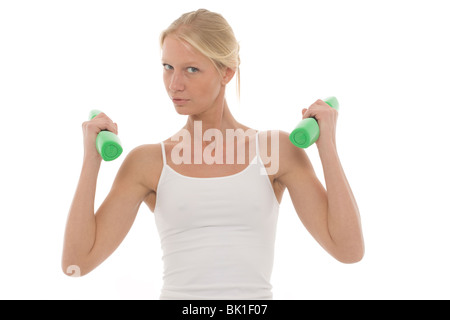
[
  {"xmin": 289, "ymin": 130, "xmax": 310, "ymax": 148},
  {"xmin": 101, "ymin": 143, "xmax": 123, "ymax": 161}
]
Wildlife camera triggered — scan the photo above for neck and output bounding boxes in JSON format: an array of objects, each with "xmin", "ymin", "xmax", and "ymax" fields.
[{"xmin": 184, "ymin": 98, "xmax": 240, "ymax": 136}]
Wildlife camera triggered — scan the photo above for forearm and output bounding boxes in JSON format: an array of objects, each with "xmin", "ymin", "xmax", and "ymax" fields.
[
  {"xmin": 318, "ymin": 141, "xmax": 364, "ymax": 262},
  {"xmin": 62, "ymin": 157, "xmax": 101, "ymax": 273}
]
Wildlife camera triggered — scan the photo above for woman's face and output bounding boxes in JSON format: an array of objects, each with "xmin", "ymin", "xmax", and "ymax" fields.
[{"xmin": 161, "ymin": 35, "xmax": 228, "ymax": 116}]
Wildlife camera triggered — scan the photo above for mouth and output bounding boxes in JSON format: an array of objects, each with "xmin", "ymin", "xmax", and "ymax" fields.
[{"xmin": 172, "ymin": 98, "xmax": 190, "ymax": 105}]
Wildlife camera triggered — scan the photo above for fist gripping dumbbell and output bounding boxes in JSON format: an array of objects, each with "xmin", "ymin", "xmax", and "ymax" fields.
[
  {"xmin": 289, "ymin": 96, "xmax": 340, "ymax": 148},
  {"xmin": 89, "ymin": 110, "xmax": 123, "ymax": 161}
]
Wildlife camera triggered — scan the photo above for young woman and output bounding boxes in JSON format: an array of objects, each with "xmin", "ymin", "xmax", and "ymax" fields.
[{"xmin": 62, "ymin": 9, "xmax": 364, "ymax": 300}]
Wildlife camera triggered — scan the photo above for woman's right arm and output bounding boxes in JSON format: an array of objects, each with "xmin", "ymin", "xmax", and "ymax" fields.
[{"xmin": 61, "ymin": 113, "xmax": 155, "ymax": 276}]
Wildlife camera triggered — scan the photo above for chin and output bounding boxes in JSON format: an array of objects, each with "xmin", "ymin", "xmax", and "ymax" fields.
[
  {"xmin": 174, "ymin": 105, "xmax": 192, "ymax": 115},
  {"xmin": 173, "ymin": 103, "xmax": 208, "ymax": 116}
]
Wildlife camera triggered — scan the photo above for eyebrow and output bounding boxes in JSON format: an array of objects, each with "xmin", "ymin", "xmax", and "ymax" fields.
[{"xmin": 161, "ymin": 60, "xmax": 200, "ymax": 66}]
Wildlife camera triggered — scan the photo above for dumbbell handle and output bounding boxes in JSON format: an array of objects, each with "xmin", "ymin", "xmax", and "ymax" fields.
[
  {"xmin": 89, "ymin": 110, "xmax": 123, "ymax": 161},
  {"xmin": 289, "ymin": 97, "xmax": 339, "ymax": 148}
]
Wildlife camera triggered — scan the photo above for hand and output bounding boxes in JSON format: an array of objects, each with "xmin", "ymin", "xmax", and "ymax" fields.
[
  {"xmin": 81, "ymin": 112, "xmax": 118, "ymax": 161},
  {"xmin": 302, "ymin": 99, "xmax": 338, "ymax": 148}
]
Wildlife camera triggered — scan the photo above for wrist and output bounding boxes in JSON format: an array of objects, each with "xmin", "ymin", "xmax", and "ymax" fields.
[
  {"xmin": 316, "ymin": 137, "xmax": 337, "ymax": 153},
  {"xmin": 83, "ymin": 151, "xmax": 102, "ymax": 167}
]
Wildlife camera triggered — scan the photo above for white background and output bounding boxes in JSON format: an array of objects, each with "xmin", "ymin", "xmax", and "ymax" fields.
[{"xmin": 1, "ymin": 0, "xmax": 449, "ymax": 299}]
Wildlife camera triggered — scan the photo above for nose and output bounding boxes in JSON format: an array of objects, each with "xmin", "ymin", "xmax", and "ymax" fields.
[{"xmin": 169, "ymin": 71, "xmax": 185, "ymax": 92}]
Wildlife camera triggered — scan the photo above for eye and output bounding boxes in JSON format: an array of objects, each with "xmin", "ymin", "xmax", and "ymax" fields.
[
  {"xmin": 187, "ymin": 67, "xmax": 199, "ymax": 73},
  {"xmin": 163, "ymin": 64, "xmax": 173, "ymax": 71}
]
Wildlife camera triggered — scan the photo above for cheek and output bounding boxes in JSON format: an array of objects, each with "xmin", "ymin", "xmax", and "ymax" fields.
[
  {"xmin": 163, "ymin": 73, "xmax": 170, "ymax": 91},
  {"xmin": 197, "ymin": 75, "xmax": 222, "ymax": 100}
]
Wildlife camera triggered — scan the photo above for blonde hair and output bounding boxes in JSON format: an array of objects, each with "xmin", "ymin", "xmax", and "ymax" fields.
[{"xmin": 160, "ymin": 9, "xmax": 241, "ymax": 99}]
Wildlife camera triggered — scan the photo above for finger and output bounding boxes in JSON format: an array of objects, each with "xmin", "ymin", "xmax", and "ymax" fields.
[
  {"xmin": 91, "ymin": 115, "xmax": 118, "ymax": 135},
  {"xmin": 102, "ymin": 120, "xmax": 118, "ymax": 135},
  {"xmin": 91, "ymin": 112, "xmax": 107, "ymax": 121},
  {"xmin": 302, "ymin": 108, "xmax": 310, "ymax": 120},
  {"xmin": 303, "ymin": 108, "xmax": 317, "ymax": 120},
  {"xmin": 315, "ymin": 99, "xmax": 332, "ymax": 108}
]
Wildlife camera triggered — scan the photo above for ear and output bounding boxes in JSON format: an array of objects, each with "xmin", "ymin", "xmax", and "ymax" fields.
[{"xmin": 221, "ymin": 67, "xmax": 236, "ymax": 85}]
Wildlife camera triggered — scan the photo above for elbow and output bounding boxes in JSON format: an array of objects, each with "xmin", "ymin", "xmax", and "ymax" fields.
[
  {"xmin": 333, "ymin": 244, "xmax": 365, "ymax": 264},
  {"xmin": 336, "ymin": 252, "xmax": 364, "ymax": 264},
  {"xmin": 61, "ymin": 257, "xmax": 91, "ymax": 277},
  {"xmin": 61, "ymin": 246, "xmax": 95, "ymax": 277},
  {"xmin": 62, "ymin": 263, "xmax": 82, "ymax": 277}
]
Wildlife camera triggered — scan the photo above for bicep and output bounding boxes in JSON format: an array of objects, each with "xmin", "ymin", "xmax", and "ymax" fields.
[
  {"xmin": 87, "ymin": 149, "xmax": 151, "ymax": 268},
  {"xmin": 278, "ymin": 136, "xmax": 333, "ymax": 252},
  {"xmin": 285, "ymin": 166, "xmax": 329, "ymax": 242}
]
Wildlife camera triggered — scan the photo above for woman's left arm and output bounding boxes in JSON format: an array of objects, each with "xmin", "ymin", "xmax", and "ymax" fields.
[
  {"xmin": 316, "ymin": 135, "xmax": 365, "ymax": 263},
  {"xmin": 276, "ymin": 100, "xmax": 364, "ymax": 263}
]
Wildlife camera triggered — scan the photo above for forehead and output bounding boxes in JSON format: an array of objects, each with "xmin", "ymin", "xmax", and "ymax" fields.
[{"xmin": 161, "ymin": 35, "xmax": 210, "ymax": 65}]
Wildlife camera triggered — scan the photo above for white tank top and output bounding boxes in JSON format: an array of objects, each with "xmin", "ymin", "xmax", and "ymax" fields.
[{"xmin": 154, "ymin": 132, "xmax": 280, "ymax": 299}]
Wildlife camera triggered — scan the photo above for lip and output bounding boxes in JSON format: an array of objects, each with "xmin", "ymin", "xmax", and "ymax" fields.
[{"xmin": 172, "ymin": 98, "xmax": 190, "ymax": 105}]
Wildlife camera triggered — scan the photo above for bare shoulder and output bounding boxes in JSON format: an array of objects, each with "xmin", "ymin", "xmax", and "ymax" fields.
[
  {"xmin": 258, "ymin": 130, "xmax": 309, "ymax": 166},
  {"xmin": 126, "ymin": 143, "xmax": 163, "ymax": 165},
  {"xmin": 261, "ymin": 130, "xmax": 314, "ymax": 186},
  {"xmin": 118, "ymin": 143, "xmax": 163, "ymax": 193},
  {"xmin": 278, "ymin": 130, "xmax": 310, "ymax": 165}
]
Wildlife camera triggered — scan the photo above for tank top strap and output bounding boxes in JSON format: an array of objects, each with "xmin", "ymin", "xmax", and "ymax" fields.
[
  {"xmin": 255, "ymin": 130, "xmax": 260, "ymax": 158},
  {"xmin": 160, "ymin": 142, "xmax": 167, "ymax": 165}
]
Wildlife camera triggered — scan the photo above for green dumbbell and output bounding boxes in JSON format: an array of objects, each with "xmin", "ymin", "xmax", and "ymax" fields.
[
  {"xmin": 289, "ymin": 96, "xmax": 340, "ymax": 148},
  {"xmin": 89, "ymin": 110, "xmax": 123, "ymax": 161}
]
